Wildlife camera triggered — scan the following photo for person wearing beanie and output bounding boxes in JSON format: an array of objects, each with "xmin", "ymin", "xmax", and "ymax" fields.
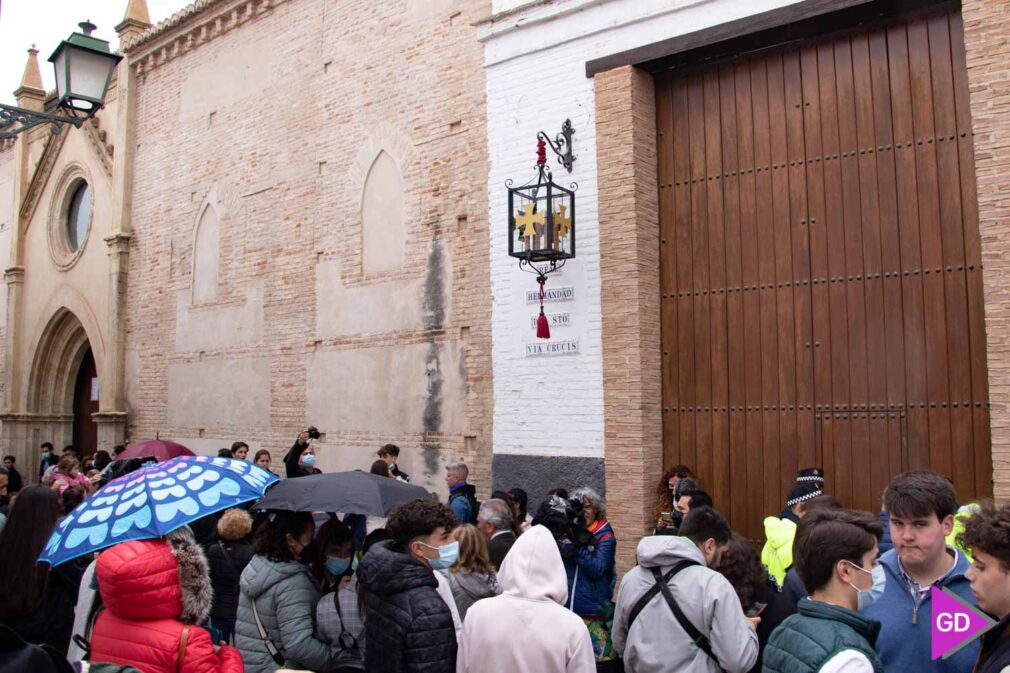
[
  {"xmin": 762, "ymin": 477, "xmax": 823, "ymax": 585},
  {"xmin": 206, "ymin": 509, "xmax": 255, "ymax": 643}
]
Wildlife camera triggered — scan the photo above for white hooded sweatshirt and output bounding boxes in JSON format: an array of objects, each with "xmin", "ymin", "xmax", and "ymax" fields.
[
  {"xmin": 456, "ymin": 525, "xmax": 596, "ymax": 673},
  {"xmin": 612, "ymin": 535, "xmax": 758, "ymax": 673}
]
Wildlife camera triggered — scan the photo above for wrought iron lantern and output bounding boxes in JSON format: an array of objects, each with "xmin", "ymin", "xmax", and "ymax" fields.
[
  {"xmin": 507, "ymin": 128, "xmax": 577, "ymax": 339},
  {"xmin": 0, "ymin": 21, "xmax": 122, "ymax": 139}
]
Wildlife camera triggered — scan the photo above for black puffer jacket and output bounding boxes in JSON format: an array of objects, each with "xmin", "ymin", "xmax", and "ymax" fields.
[
  {"xmin": 207, "ymin": 539, "xmax": 253, "ymax": 639},
  {"xmin": 357, "ymin": 540, "xmax": 456, "ymax": 673}
]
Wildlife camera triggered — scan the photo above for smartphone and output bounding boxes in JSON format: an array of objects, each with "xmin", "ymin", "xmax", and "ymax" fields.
[
  {"xmin": 660, "ymin": 511, "xmax": 673, "ymax": 520},
  {"xmin": 746, "ymin": 602, "xmax": 767, "ymax": 618}
]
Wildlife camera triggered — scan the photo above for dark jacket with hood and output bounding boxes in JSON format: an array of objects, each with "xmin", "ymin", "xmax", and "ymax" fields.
[
  {"xmin": 206, "ymin": 512, "xmax": 254, "ymax": 641},
  {"xmin": 357, "ymin": 540, "xmax": 457, "ymax": 673}
]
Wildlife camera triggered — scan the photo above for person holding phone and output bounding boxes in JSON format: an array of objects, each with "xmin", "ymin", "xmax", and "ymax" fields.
[
  {"xmin": 717, "ymin": 536, "xmax": 795, "ymax": 673},
  {"xmin": 283, "ymin": 427, "xmax": 322, "ymax": 478}
]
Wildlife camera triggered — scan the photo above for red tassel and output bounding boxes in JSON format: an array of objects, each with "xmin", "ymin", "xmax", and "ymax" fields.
[
  {"xmin": 536, "ymin": 276, "xmax": 550, "ymax": 339},
  {"xmin": 537, "ymin": 309, "xmax": 551, "ymax": 339}
]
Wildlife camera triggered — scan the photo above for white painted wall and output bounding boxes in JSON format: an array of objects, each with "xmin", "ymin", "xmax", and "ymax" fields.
[{"xmin": 481, "ymin": 0, "xmax": 803, "ymax": 458}]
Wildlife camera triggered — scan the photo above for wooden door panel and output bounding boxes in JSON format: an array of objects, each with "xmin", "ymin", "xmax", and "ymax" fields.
[{"xmin": 657, "ymin": 9, "xmax": 991, "ymax": 539}]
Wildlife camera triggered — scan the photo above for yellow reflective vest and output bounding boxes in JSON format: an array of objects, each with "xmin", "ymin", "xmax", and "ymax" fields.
[{"xmin": 762, "ymin": 516, "xmax": 797, "ymax": 585}]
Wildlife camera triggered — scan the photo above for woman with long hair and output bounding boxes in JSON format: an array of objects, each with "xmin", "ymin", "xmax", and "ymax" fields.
[
  {"xmin": 507, "ymin": 487, "xmax": 531, "ymax": 534},
  {"xmin": 444, "ymin": 523, "xmax": 501, "ymax": 620},
  {"xmin": 0, "ymin": 485, "xmax": 85, "ymax": 654},
  {"xmin": 234, "ymin": 511, "xmax": 340, "ymax": 672},
  {"xmin": 717, "ymin": 534, "xmax": 795, "ymax": 673},
  {"xmin": 653, "ymin": 464, "xmax": 695, "ymax": 532}
]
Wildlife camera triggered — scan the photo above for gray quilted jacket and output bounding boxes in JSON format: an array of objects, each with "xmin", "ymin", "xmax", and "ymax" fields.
[{"xmin": 235, "ymin": 554, "xmax": 340, "ymax": 673}]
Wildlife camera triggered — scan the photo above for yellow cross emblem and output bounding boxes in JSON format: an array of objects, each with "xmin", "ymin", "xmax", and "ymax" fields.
[
  {"xmin": 515, "ymin": 202, "xmax": 544, "ymax": 239},
  {"xmin": 554, "ymin": 204, "xmax": 571, "ymax": 239}
]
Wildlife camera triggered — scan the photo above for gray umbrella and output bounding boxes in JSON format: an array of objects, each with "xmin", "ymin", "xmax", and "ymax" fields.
[{"xmin": 254, "ymin": 470, "xmax": 433, "ymax": 516}]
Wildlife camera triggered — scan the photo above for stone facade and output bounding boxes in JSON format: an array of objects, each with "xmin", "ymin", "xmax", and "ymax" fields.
[{"xmin": 0, "ymin": 0, "xmax": 493, "ymax": 499}]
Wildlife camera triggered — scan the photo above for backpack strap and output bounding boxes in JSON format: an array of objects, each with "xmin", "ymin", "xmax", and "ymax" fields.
[
  {"xmin": 217, "ymin": 541, "xmax": 238, "ymax": 574},
  {"xmin": 176, "ymin": 624, "xmax": 190, "ymax": 673},
  {"xmin": 650, "ymin": 565, "xmax": 719, "ymax": 664},
  {"xmin": 332, "ymin": 589, "xmax": 360, "ymax": 653},
  {"xmin": 626, "ymin": 560, "xmax": 695, "ymax": 632},
  {"xmin": 250, "ymin": 594, "xmax": 286, "ymax": 666}
]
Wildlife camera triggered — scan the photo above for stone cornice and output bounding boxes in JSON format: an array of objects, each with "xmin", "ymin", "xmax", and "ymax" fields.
[
  {"xmin": 4, "ymin": 267, "xmax": 25, "ymax": 284},
  {"xmin": 104, "ymin": 231, "xmax": 133, "ymax": 255},
  {"xmin": 124, "ymin": 0, "xmax": 287, "ymax": 76},
  {"xmin": 18, "ymin": 129, "xmax": 69, "ymax": 230}
]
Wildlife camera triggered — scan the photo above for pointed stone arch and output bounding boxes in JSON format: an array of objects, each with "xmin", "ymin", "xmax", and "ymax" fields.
[
  {"xmin": 26, "ymin": 308, "xmax": 96, "ymax": 415},
  {"xmin": 347, "ymin": 124, "xmax": 415, "ymax": 275},
  {"xmin": 192, "ymin": 186, "xmax": 232, "ymax": 304}
]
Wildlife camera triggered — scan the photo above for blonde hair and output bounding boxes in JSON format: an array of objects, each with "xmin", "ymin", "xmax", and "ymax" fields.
[{"xmin": 450, "ymin": 524, "xmax": 496, "ymax": 575}]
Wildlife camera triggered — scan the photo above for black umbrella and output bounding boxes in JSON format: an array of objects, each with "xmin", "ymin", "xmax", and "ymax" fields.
[{"xmin": 254, "ymin": 470, "xmax": 433, "ymax": 516}]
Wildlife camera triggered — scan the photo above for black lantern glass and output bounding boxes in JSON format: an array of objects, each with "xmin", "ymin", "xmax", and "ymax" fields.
[
  {"xmin": 507, "ymin": 172, "xmax": 575, "ymax": 268},
  {"xmin": 48, "ymin": 21, "xmax": 123, "ymax": 116}
]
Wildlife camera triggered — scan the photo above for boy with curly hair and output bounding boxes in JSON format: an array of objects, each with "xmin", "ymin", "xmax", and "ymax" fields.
[
  {"xmin": 357, "ymin": 498, "xmax": 458, "ymax": 673},
  {"xmin": 958, "ymin": 502, "xmax": 1010, "ymax": 673}
]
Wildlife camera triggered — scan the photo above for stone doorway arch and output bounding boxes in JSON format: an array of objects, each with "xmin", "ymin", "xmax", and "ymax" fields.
[
  {"xmin": 27, "ymin": 308, "xmax": 93, "ymax": 419},
  {"xmin": 3, "ymin": 307, "xmax": 124, "ymax": 482}
]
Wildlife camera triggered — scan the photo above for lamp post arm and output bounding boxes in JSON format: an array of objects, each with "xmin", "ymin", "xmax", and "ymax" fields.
[{"xmin": 0, "ymin": 104, "xmax": 85, "ymax": 140}]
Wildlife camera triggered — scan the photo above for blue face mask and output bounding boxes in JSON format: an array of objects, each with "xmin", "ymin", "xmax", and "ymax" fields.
[
  {"xmin": 301, "ymin": 453, "xmax": 317, "ymax": 467},
  {"xmin": 325, "ymin": 555, "xmax": 351, "ymax": 577},
  {"xmin": 420, "ymin": 540, "xmax": 459, "ymax": 570},
  {"xmin": 847, "ymin": 562, "xmax": 886, "ymax": 610}
]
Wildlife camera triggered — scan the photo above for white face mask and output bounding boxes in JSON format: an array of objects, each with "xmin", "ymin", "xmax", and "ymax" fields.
[{"xmin": 847, "ymin": 561, "xmax": 886, "ymax": 610}]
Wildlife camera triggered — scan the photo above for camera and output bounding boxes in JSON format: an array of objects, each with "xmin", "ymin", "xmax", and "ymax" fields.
[
  {"xmin": 532, "ymin": 495, "xmax": 593, "ymax": 557},
  {"xmin": 306, "ymin": 426, "xmax": 321, "ymax": 440}
]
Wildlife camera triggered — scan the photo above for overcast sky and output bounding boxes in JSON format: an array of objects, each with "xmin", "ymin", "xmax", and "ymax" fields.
[{"xmin": 0, "ymin": 0, "xmax": 193, "ymax": 105}]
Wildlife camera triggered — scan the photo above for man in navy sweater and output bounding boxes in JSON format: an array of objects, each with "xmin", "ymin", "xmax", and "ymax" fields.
[{"xmin": 862, "ymin": 470, "xmax": 979, "ymax": 672}]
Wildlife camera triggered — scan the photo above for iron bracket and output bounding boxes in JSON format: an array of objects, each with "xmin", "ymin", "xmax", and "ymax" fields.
[
  {"xmin": 537, "ymin": 118, "xmax": 576, "ymax": 173},
  {"xmin": 0, "ymin": 104, "xmax": 84, "ymax": 139}
]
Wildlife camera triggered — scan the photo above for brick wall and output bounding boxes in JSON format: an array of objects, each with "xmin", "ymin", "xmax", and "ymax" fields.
[
  {"xmin": 961, "ymin": 1, "xmax": 1010, "ymax": 500},
  {"xmin": 594, "ymin": 65, "xmax": 663, "ymax": 575},
  {"xmin": 122, "ymin": 0, "xmax": 492, "ymax": 494}
]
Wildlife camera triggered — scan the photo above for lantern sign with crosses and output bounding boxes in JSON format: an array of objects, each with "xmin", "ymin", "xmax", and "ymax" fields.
[{"xmin": 507, "ymin": 134, "xmax": 576, "ymax": 339}]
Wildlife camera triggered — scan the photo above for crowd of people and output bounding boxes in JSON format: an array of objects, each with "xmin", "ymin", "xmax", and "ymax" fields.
[{"xmin": 3, "ymin": 432, "xmax": 1010, "ymax": 673}]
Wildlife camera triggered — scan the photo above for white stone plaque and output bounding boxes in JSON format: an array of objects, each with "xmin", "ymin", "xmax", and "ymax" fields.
[
  {"xmin": 525, "ymin": 285, "xmax": 574, "ymax": 304},
  {"xmin": 525, "ymin": 339, "xmax": 579, "ymax": 357},
  {"xmin": 529, "ymin": 312, "xmax": 572, "ymax": 329}
]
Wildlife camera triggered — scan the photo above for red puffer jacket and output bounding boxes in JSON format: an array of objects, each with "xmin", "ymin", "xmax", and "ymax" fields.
[{"xmin": 89, "ymin": 535, "xmax": 244, "ymax": 673}]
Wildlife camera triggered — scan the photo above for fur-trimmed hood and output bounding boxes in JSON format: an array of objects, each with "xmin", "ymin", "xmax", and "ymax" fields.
[{"xmin": 96, "ymin": 526, "xmax": 213, "ymax": 625}]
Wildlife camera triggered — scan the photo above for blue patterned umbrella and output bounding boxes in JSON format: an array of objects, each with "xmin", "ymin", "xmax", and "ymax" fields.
[{"xmin": 39, "ymin": 455, "xmax": 278, "ymax": 566}]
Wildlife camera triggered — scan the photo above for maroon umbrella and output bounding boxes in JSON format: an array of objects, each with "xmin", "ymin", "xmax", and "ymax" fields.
[{"xmin": 118, "ymin": 439, "xmax": 194, "ymax": 462}]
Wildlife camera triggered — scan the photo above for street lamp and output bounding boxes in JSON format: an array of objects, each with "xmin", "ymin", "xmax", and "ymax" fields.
[
  {"xmin": 507, "ymin": 126, "xmax": 577, "ymax": 339},
  {"xmin": 0, "ymin": 21, "xmax": 122, "ymax": 139}
]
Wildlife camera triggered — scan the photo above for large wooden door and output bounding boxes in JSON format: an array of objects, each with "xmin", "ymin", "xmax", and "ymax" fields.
[
  {"xmin": 656, "ymin": 9, "xmax": 991, "ymax": 539},
  {"xmin": 73, "ymin": 348, "xmax": 98, "ymax": 459}
]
